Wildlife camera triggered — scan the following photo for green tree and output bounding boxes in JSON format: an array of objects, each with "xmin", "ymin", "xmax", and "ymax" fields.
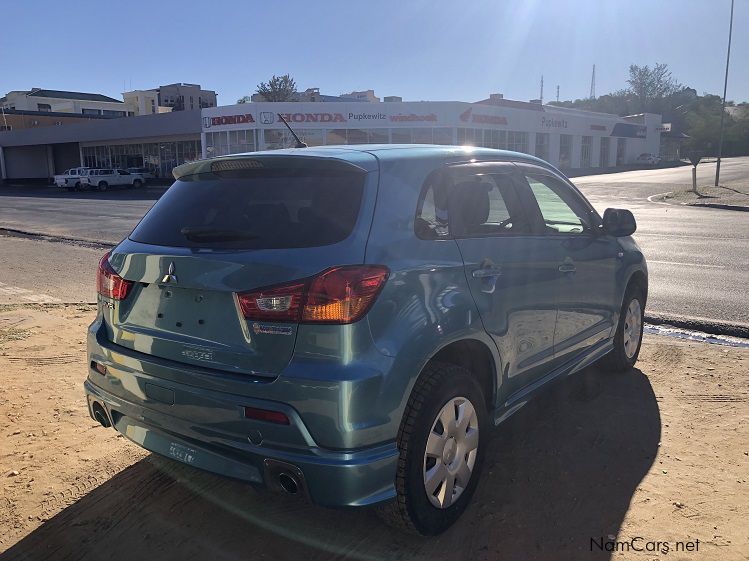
[
  {"xmin": 625, "ymin": 63, "xmax": 681, "ymax": 113},
  {"xmin": 255, "ymin": 74, "xmax": 298, "ymax": 102},
  {"xmin": 237, "ymin": 95, "xmax": 252, "ymax": 104}
]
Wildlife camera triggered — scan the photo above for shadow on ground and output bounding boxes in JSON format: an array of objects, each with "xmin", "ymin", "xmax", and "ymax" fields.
[{"xmin": 2, "ymin": 366, "xmax": 660, "ymax": 561}]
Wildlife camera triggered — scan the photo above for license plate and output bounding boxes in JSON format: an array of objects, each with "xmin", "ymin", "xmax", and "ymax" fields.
[{"xmin": 168, "ymin": 442, "xmax": 198, "ymax": 465}]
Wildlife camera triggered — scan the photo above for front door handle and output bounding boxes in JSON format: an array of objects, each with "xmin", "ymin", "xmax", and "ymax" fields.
[
  {"xmin": 472, "ymin": 267, "xmax": 503, "ymax": 278},
  {"xmin": 558, "ymin": 263, "xmax": 577, "ymax": 274}
]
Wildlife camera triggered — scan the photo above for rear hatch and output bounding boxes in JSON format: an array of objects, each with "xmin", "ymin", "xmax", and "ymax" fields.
[{"xmin": 102, "ymin": 153, "xmax": 379, "ymax": 377}]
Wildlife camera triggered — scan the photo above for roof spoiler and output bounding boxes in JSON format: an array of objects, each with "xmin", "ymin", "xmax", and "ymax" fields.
[{"xmin": 173, "ymin": 154, "xmax": 367, "ymax": 181}]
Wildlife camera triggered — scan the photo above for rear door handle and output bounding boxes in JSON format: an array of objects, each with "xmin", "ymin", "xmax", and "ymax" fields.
[
  {"xmin": 472, "ymin": 267, "xmax": 503, "ymax": 278},
  {"xmin": 558, "ymin": 264, "xmax": 577, "ymax": 274}
]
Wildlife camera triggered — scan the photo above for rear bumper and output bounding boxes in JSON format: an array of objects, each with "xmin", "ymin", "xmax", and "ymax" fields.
[{"xmin": 85, "ymin": 325, "xmax": 399, "ymax": 508}]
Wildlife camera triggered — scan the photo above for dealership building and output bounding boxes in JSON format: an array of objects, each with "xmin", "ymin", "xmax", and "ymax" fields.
[{"xmin": 0, "ymin": 96, "xmax": 664, "ymax": 181}]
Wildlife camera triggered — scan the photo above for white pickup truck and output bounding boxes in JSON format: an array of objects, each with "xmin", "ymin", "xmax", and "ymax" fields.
[
  {"xmin": 85, "ymin": 169, "xmax": 146, "ymax": 191},
  {"xmin": 53, "ymin": 167, "xmax": 90, "ymax": 191}
]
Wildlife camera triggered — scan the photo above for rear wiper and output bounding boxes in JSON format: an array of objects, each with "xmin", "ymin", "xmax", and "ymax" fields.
[{"xmin": 180, "ymin": 226, "xmax": 259, "ymax": 242}]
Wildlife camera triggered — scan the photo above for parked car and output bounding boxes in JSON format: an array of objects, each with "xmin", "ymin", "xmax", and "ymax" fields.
[
  {"xmin": 635, "ymin": 153, "xmax": 661, "ymax": 165},
  {"xmin": 126, "ymin": 167, "xmax": 157, "ymax": 180},
  {"xmin": 84, "ymin": 145, "xmax": 647, "ymax": 535},
  {"xmin": 87, "ymin": 168, "xmax": 145, "ymax": 191},
  {"xmin": 53, "ymin": 167, "xmax": 90, "ymax": 191}
]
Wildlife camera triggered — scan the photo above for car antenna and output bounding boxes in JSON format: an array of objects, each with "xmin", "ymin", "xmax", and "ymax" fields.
[{"xmin": 277, "ymin": 113, "xmax": 307, "ymax": 148}]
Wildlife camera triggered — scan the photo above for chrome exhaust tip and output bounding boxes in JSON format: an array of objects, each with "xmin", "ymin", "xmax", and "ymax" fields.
[
  {"xmin": 91, "ymin": 402, "xmax": 111, "ymax": 428},
  {"xmin": 263, "ymin": 459, "xmax": 309, "ymax": 499},
  {"xmin": 278, "ymin": 472, "xmax": 299, "ymax": 494}
]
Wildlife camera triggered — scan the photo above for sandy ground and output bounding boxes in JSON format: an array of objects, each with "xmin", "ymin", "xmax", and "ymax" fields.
[{"xmin": 0, "ymin": 305, "xmax": 747, "ymax": 561}]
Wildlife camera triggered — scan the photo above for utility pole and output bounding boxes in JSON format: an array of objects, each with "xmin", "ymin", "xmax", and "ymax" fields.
[
  {"xmin": 540, "ymin": 75, "xmax": 544, "ymax": 104},
  {"xmin": 715, "ymin": 0, "xmax": 734, "ymax": 186},
  {"xmin": 556, "ymin": 85, "xmax": 559, "ymax": 103},
  {"xmin": 590, "ymin": 64, "xmax": 596, "ymax": 99}
]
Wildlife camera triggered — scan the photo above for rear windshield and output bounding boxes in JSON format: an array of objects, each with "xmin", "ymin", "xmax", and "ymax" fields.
[{"xmin": 129, "ymin": 167, "xmax": 366, "ymax": 249}]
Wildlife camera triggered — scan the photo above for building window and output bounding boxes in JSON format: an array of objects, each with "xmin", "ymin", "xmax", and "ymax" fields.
[
  {"xmin": 616, "ymin": 138, "xmax": 627, "ymax": 166},
  {"xmin": 535, "ymin": 132, "xmax": 550, "ymax": 162},
  {"xmin": 482, "ymin": 129, "xmax": 506, "ymax": 149},
  {"xmin": 37, "ymin": 103, "xmax": 51, "ymax": 112},
  {"xmin": 458, "ymin": 128, "xmax": 483, "ymax": 146},
  {"xmin": 82, "ymin": 108, "xmax": 101, "ymax": 116},
  {"xmin": 600, "ymin": 137, "xmax": 610, "ymax": 167},
  {"xmin": 412, "ymin": 128, "xmax": 433, "ymax": 143},
  {"xmin": 507, "ymin": 131, "xmax": 529, "ymax": 153},
  {"xmin": 392, "ymin": 128, "xmax": 413, "ymax": 144},
  {"xmin": 581, "ymin": 136, "xmax": 592, "ymax": 168},
  {"xmin": 559, "ymin": 134, "xmax": 572, "ymax": 167}
]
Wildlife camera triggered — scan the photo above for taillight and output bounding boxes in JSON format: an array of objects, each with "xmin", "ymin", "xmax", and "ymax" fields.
[
  {"xmin": 237, "ymin": 265, "xmax": 389, "ymax": 325},
  {"xmin": 96, "ymin": 252, "xmax": 133, "ymax": 300}
]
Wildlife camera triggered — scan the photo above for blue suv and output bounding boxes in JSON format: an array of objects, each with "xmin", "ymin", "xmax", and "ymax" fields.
[{"xmin": 85, "ymin": 145, "xmax": 647, "ymax": 535}]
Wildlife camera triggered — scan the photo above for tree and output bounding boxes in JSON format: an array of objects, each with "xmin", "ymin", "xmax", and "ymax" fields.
[
  {"xmin": 255, "ymin": 74, "xmax": 298, "ymax": 102},
  {"xmin": 237, "ymin": 95, "xmax": 252, "ymax": 104},
  {"xmin": 625, "ymin": 63, "xmax": 681, "ymax": 112}
]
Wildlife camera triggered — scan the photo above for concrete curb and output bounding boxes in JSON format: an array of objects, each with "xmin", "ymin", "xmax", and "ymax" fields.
[
  {"xmin": 645, "ymin": 313, "xmax": 749, "ymax": 340},
  {"xmin": 0, "ymin": 227, "xmax": 115, "ymax": 248},
  {"xmin": 686, "ymin": 202, "xmax": 749, "ymax": 212}
]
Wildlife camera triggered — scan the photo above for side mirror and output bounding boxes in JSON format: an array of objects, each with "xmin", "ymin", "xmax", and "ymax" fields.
[{"xmin": 602, "ymin": 208, "xmax": 636, "ymax": 237}]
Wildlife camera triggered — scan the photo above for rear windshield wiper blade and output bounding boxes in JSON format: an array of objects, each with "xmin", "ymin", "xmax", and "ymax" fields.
[{"xmin": 180, "ymin": 227, "xmax": 260, "ymax": 242}]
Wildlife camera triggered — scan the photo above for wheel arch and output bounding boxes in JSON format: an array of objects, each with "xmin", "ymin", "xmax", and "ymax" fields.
[
  {"xmin": 626, "ymin": 269, "xmax": 648, "ymax": 306},
  {"xmin": 423, "ymin": 338, "xmax": 498, "ymax": 411}
]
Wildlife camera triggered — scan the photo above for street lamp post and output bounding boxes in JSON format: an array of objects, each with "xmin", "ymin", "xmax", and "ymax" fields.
[{"xmin": 715, "ymin": 0, "xmax": 735, "ymax": 187}]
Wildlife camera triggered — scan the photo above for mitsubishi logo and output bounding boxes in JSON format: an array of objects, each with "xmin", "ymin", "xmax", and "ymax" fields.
[{"xmin": 161, "ymin": 262, "xmax": 178, "ymax": 284}]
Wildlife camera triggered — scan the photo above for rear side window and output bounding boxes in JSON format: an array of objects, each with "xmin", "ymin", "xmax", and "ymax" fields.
[
  {"xmin": 129, "ymin": 167, "xmax": 366, "ymax": 249},
  {"xmin": 415, "ymin": 169, "xmax": 531, "ymax": 239}
]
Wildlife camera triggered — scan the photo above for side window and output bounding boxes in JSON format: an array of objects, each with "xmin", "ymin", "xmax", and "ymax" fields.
[
  {"xmin": 449, "ymin": 173, "xmax": 530, "ymax": 237},
  {"xmin": 415, "ymin": 176, "xmax": 450, "ymax": 239},
  {"xmin": 525, "ymin": 174, "xmax": 591, "ymax": 234}
]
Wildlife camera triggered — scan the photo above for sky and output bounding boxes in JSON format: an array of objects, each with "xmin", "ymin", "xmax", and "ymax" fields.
[{"xmin": 1, "ymin": 0, "xmax": 746, "ymax": 106}]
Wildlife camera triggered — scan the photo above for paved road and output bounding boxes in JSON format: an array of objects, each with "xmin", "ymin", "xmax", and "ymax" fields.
[
  {"xmin": 575, "ymin": 157, "xmax": 749, "ymax": 327},
  {"xmin": 0, "ymin": 158, "xmax": 747, "ymax": 327}
]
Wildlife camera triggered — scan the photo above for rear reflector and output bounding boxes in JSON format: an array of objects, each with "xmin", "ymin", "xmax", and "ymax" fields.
[
  {"xmin": 237, "ymin": 265, "xmax": 389, "ymax": 325},
  {"xmin": 90, "ymin": 361, "xmax": 107, "ymax": 376},
  {"xmin": 96, "ymin": 251, "xmax": 133, "ymax": 300},
  {"xmin": 244, "ymin": 406, "xmax": 290, "ymax": 425}
]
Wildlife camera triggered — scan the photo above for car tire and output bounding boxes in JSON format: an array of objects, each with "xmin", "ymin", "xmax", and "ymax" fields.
[
  {"xmin": 377, "ymin": 362, "xmax": 487, "ymax": 535},
  {"xmin": 98, "ymin": 181, "xmax": 108, "ymax": 192},
  {"xmin": 600, "ymin": 284, "xmax": 645, "ymax": 372},
  {"xmin": 132, "ymin": 179, "xmax": 143, "ymax": 189}
]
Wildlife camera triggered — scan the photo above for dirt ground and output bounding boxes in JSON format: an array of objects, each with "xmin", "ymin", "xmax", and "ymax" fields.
[
  {"xmin": 656, "ymin": 184, "xmax": 749, "ymax": 210},
  {"xmin": 1, "ymin": 305, "xmax": 747, "ymax": 561}
]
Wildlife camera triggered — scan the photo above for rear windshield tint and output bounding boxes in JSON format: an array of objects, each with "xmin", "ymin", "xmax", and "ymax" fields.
[{"xmin": 129, "ymin": 167, "xmax": 366, "ymax": 249}]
